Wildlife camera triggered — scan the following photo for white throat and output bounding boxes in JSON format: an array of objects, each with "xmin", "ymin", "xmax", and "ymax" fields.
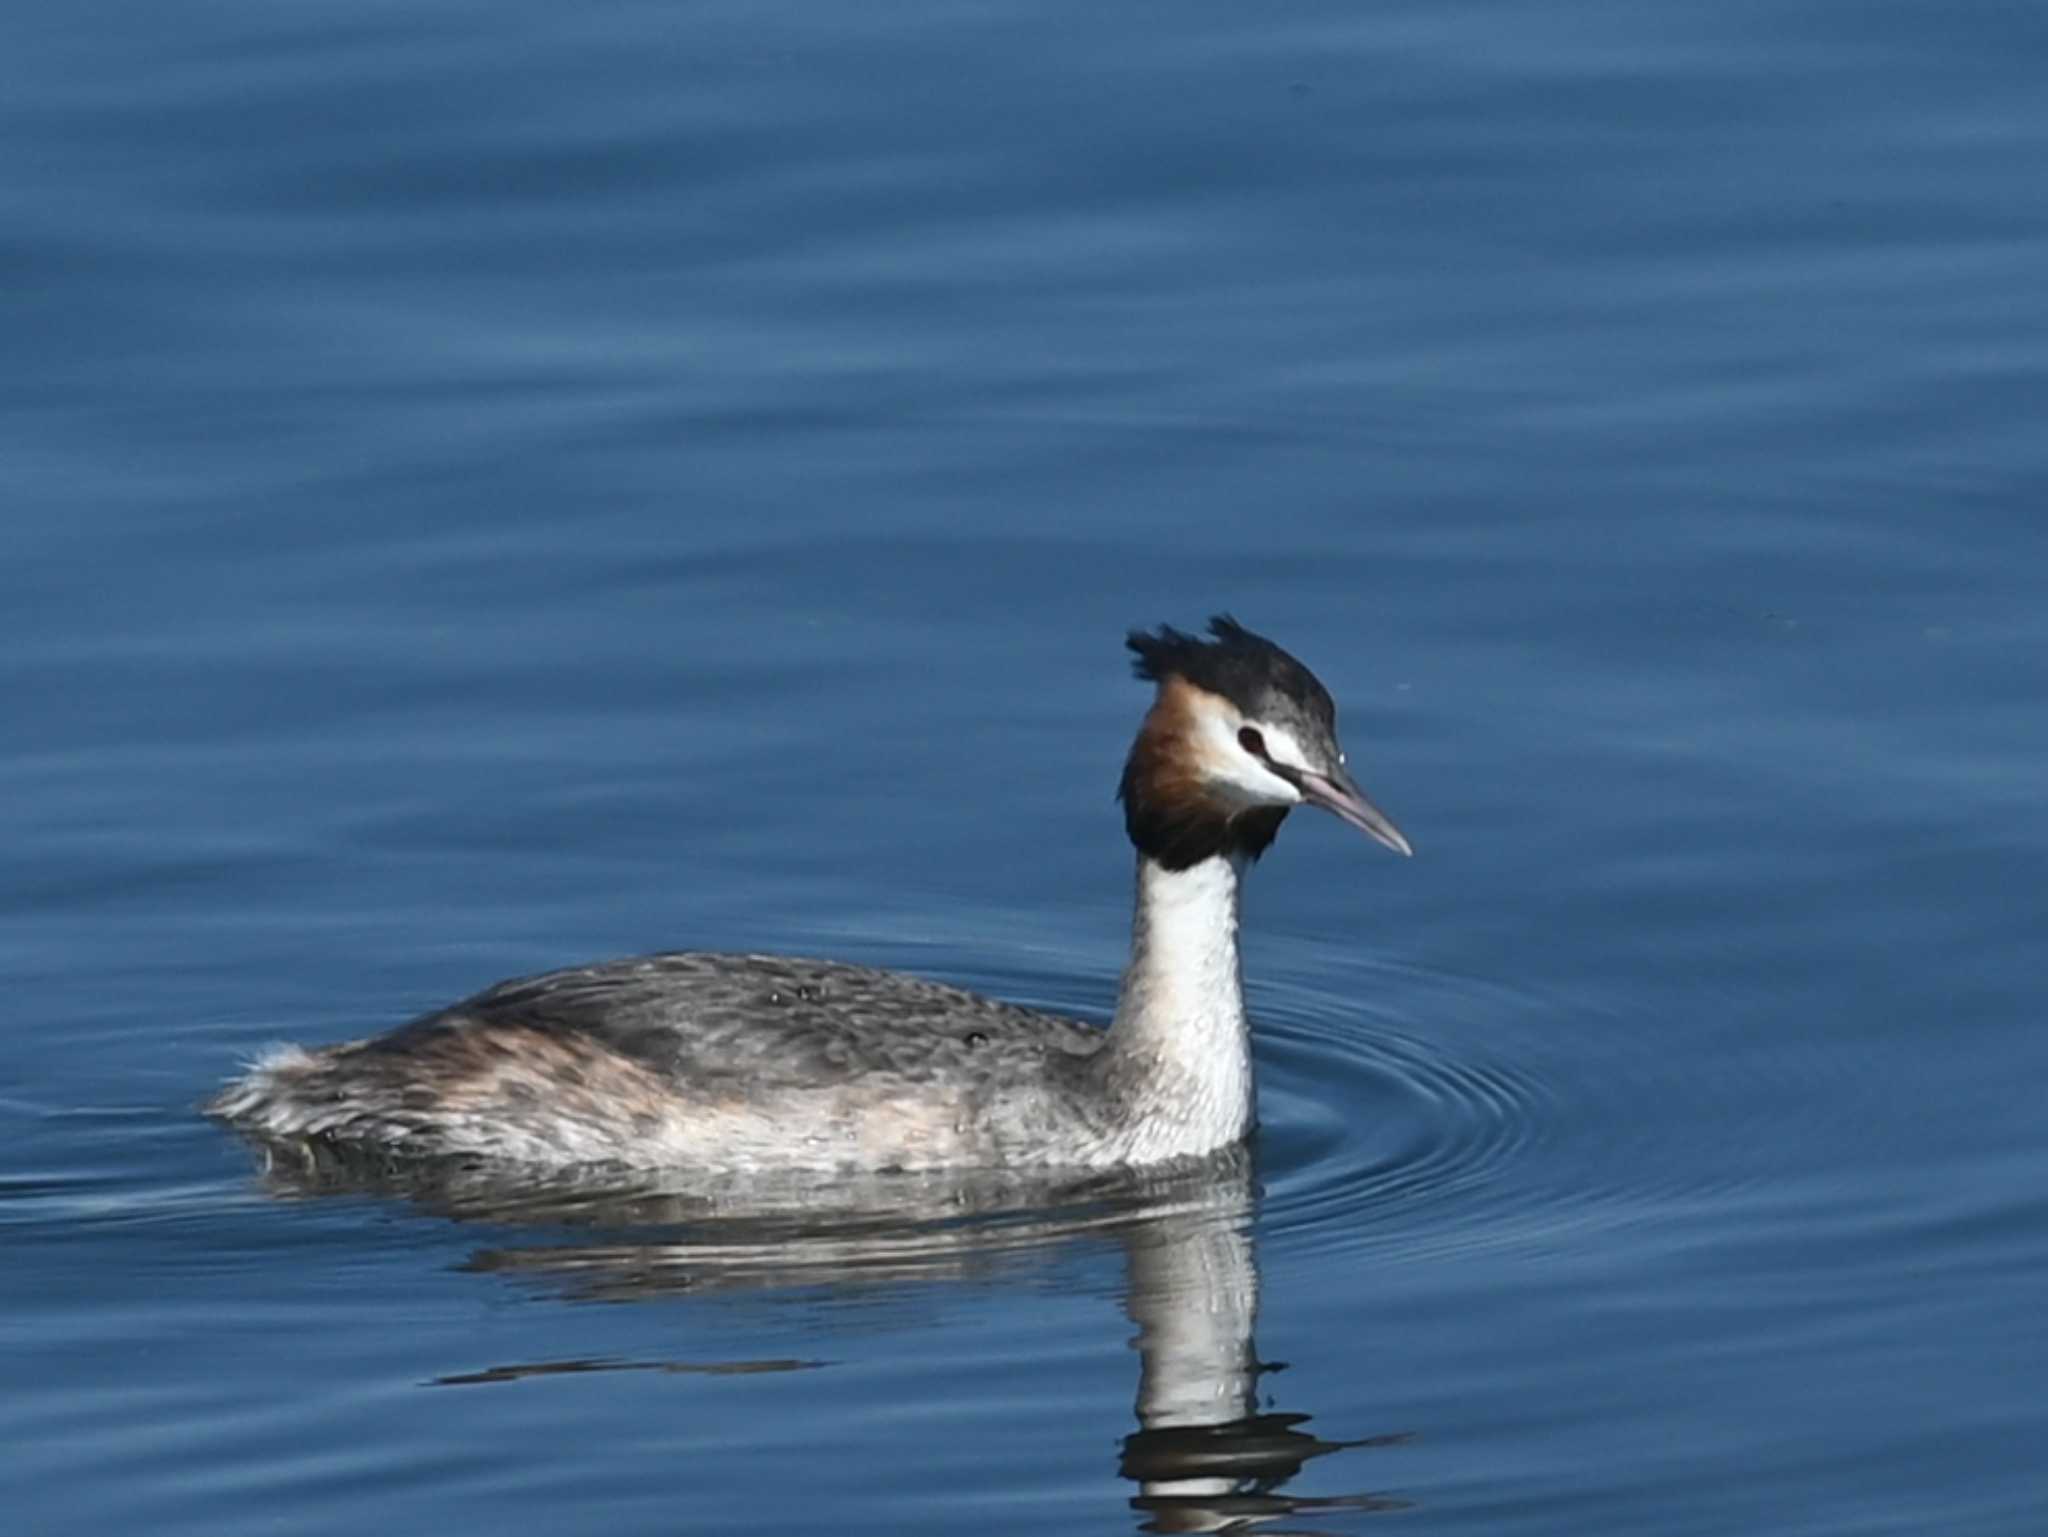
[{"xmin": 1105, "ymin": 853, "xmax": 1255, "ymax": 1161}]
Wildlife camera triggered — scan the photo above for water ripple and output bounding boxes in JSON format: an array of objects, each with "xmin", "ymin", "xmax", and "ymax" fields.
[{"xmin": 1251, "ymin": 953, "xmax": 1798, "ymax": 1265}]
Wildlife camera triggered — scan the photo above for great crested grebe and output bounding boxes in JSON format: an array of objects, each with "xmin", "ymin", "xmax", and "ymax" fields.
[{"xmin": 208, "ymin": 617, "xmax": 1411, "ymax": 1172}]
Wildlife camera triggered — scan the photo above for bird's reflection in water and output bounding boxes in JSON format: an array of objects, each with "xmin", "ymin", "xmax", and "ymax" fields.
[{"xmin": 234, "ymin": 1135, "xmax": 1412, "ymax": 1529}]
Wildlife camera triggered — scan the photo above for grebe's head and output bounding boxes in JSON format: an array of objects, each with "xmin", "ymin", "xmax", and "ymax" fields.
[{"xmin": 1118, "ymin": 615, "xmax": 1412, "ymax": 871}]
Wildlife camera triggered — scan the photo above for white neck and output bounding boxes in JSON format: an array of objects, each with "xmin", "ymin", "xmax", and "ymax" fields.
[{"xmin": 1102, "ymin": 853, "xmax": 1255, "ymax": 1161}]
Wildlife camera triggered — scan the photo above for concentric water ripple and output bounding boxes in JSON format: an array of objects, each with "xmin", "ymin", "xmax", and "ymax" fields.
[{"xmin": 1249, "ymin": 950, "xmax": 1836, "ymax": 1265}]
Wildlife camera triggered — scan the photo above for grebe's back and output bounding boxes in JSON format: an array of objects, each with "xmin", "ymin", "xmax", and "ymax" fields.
[{"xmin": 212, "ymin": 952, "xmax": 1108, "ymax": 1169}]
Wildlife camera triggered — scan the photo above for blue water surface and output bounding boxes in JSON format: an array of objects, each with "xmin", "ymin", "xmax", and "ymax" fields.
[{"xmin": 5, "ymin": 1, "xmax": 2046, "ymax": 1532}]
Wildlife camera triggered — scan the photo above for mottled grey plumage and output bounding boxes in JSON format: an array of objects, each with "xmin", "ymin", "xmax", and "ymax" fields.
[
  {"xmin": 212, "ymin": 953, "xmax": 1125, "ymax": 1169},
  {"xmin": 209, "ymin": 617, "xmax": 1411, "ymax": 1173},
  {"xmin": 405, "ymin": 952, "xmax": 1105, "ymax": 1087}
]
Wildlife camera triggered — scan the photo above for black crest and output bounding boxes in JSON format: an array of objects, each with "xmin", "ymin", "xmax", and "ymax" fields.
[{"xmin": 1126, "ymin": 614, "xmax": 1335, "ymax": 729}]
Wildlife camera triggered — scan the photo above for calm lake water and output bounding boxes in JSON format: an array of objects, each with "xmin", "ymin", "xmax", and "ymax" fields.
[{"xmin": 6, "ymin": 1, "xmax": 2045, "ymax": 1532}]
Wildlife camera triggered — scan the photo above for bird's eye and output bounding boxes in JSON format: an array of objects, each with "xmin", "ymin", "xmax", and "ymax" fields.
[{"xmin": 1237, "ymin": 726, "xmax": 1267, "ymax": 757}]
